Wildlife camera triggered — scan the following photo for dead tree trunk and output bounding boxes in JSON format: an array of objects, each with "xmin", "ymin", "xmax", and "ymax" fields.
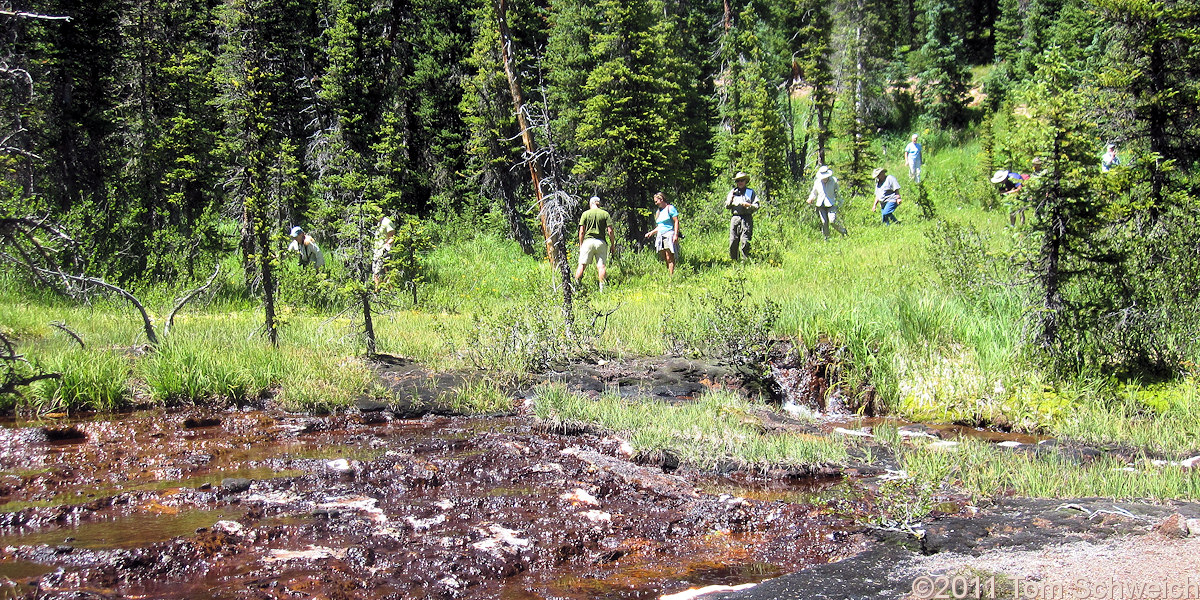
[{"xmin": 496, "ymin": 0, "xmax": 554, "ymax": 263}]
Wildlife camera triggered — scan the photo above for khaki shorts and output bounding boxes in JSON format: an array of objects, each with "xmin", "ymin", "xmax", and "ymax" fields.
[{"xmin": 579, "ymin": 238, "xmax": 609, "ymax": 267}]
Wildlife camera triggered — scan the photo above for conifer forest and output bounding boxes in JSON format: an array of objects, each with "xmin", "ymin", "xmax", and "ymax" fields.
[{"xmin": 4, "ymin": 1, "xmax": 1200, "ymax": 598}]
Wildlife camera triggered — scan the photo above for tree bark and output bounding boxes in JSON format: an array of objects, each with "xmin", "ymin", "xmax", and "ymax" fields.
[{"xmin": 496, "ymin": 0, "xmax": 554, "ymax": 263}]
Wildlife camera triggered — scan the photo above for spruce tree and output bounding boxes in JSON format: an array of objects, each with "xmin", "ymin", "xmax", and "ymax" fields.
[
  {"xmin": 916, "ymin": 0, "xmax": 970, "ymax": 127},
  {"xmin": 573, "ymin": 0, "xmax": 694, "ymax": 218},
  {"xmin": 716, "ymin": 4, "xmax": 787, "ymax": 198},
  {"xmin": 310, "ymin": 0, "xmax": 393, "ymax": 355},
  {"xmin": 214, "ymin": 0, "xmax": 312, "ymax": 346}
]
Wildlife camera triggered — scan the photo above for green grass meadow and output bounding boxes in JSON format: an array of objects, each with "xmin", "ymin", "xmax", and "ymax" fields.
[{"xmin": 4, "ymin": 137, "xmax": 1199, "ymax": 499}]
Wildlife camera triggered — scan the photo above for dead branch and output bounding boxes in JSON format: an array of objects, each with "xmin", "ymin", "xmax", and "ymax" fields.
[
  {"xmin": 0, "ymin": 372, "xmax": 61, "ymax": 396},
  {"xmin": 164, "ymin": 265, "xmax": 221, "ymax": 337},
  {"xmin": 0, "ymin": 331, "xmax": 19, "ymax": 361},
  {"xmin": 29, "ymin": 266, "xmax": 159, "ymax": 345},
  {"xmin": 0, "ymin": 10, "xmax": 71, "ymax": 21},
  {"xmin": 50, "ymin": 321, "xmax": 85, "ymax": 350},
  {"xmin": 587, "ymin": 302, "xmax": 622, "ymax": 336}
]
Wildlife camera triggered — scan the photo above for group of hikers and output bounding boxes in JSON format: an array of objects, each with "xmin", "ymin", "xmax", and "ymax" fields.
[
  {"xmin": 286, "ymin": 134, "xmax": 1124, "ymax": 290},
  {"xmin": 571, "ymin": 163, "xmax": 908, "ymax": 288},
  {"xmin": 285, "ymin": 215, "xmax": 396, "ymax": 283}
]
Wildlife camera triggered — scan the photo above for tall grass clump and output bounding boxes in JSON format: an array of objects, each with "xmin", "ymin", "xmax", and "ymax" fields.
[
  {"xmin": 275, "ymin": 353, "xmax": 372, "ymax": 413},
  {"xmin": 437, "ymin": 379, "xmax": 514, "ymax": 415},
  {"xmin": 1054, "ymin": 382, "xmax": 1200, "ymax": 456},
  {"xmin": 29, "ymin": 349, "xmax": 132, "ymax": 413},
  {"xmin": 139, "ymin": 335, "xmax": 286, "ymax": 405},
  {"xmin": 533, "ymin": 384, "xmax": 846, "ymax": 470}
]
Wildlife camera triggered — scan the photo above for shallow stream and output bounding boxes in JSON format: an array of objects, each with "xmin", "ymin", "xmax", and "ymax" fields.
[{"xmin": 0, "ymin": 408, "xmax": 867, "ymax": 599}]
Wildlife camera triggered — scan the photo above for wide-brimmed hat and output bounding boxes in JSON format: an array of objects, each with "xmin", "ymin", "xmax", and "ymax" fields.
[
  {"xmin": 290, "ymin": 226, "xmax": 303, "ymax": 237},
  {"xmin": 816, "ymin": 166, "xmax": 834, "ymax": 180},
  {"xmin": 1031, "ymin": 157, "xmax": 1044, "ymax": 167},
  {"xmin": 733, "ymin": 171, "xmax": 750, "ymax": 182},
  {"xmin": 871, "ymin": 168, "xmax": 886, "ymax": 179},
  {"xmin": 990, "ymin": 170, "xmax": 1010, "ymax": 184}
]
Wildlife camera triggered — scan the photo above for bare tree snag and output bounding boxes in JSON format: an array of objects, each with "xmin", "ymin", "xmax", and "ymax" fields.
[
  {"xmin": 0, "ymin": 10, "xmax": 71, "ymax": 21},
  {"xmin": 495, "ymin": 0, "xmax": 554, "ymax": 263},
  {"xmin": 0, "ymin": 331, "xmax": 61, "ymax": 397}
]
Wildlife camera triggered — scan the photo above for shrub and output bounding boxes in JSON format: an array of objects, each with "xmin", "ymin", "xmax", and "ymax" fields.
[
  {"xmin": 663, "ymin": 272, "xmax": 780, "ymax": 363},
  {"xmin": 925, "ymin": 220, "xmax": 1011, "ymax": 305}
]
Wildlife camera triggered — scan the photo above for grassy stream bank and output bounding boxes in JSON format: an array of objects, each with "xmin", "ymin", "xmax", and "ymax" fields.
[{"xmin": 4, "ymin": 140, "xmax": 1199, "ymax": 501}]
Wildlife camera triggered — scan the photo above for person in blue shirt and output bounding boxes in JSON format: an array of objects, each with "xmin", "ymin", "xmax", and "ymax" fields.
[
  {"xmin": 905, "ymin": 134, "xmax": 923, "ymax": 183},
  {"xmin": 644, "ymin": 191, "xmax": 680, "ymax": 275}
]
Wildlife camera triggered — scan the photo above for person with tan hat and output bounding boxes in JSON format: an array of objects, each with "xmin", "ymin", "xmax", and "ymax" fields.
[
  {"xmin": 872, "ymin": 167, "xmax": 902, "ymax": 225},
  {"xmin": 807, "ymin": 166, "xmax": 848, "ymax": 240},
  {"xmin": 725, "ymin": 171, "xmax": 760, "ymax": 260}
]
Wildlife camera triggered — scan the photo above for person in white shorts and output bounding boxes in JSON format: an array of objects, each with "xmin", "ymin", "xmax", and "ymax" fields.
[{"xmin": 574, "ymin": 196, "xmax": 615, "ymax": 291}]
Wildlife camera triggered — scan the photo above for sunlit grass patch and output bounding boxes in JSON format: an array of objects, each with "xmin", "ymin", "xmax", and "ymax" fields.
[
  {"xmin": 275, "ymin": 354, "xmax": 372, "ymax": 413},
  {"xmin": 137, "ymin": 333, "xmax": 285, "ymax": 405},
  {"xmin": 532, "ymin": 384, "xmax": 847, "ymax": 471},
  {"xmin": 437, "ymin": 379, "xmax": 514, "ymax": 415},
  {"xmin": 1053, "ymin": 381, "xmax": 1200, "ymax": 456},
  {"xmin": 899, "ymin": 437, "xmax": 1200, "ymax": 500}
]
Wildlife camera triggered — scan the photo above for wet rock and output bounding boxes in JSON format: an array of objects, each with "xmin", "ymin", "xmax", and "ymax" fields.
[
  {"xmin": 317, "ymin": 495, "xmax": 386, "ymax": 523},
  {"xmin": 926, "ymin": 440, "xmax": 961, "ymax": 451},
  {"xmin": 560, "ymin": 488, "xmax": 600, "ymax": 508},
  {"xmin": 470, "ymin": 525, "xmax": 533, "ymax": 577},
  {"xmin": 561, "ymin": 448, "xmax": 697, "ymax": 499},
  {"xmin": 263, "ymin": 545, "xmax": 348, "ymax": 563},
  {"xmin": 1156, "ymin": 513, "xmax": 1189, "ymax": 538},
  {"xmin": 897, "ymin": 424, "xmax": 941, "ymax": 439},
  {"xmin": 211, "ymin": 520, "xmax": 244, "ymax": 536},
  {"xmin": 221, "ymin": 478, "xmax": 252, "ymax": 493},
  {"xmin": 182, "ymin": 417, "xmax": 221, "ymax": 429},
  {"xmin": 662, "ymin": 584, "xmax": 757, "ymax": 600},
  {"xmin": 345, "ymin": 545, "xmax": 375, "ymax": 567},
  {"xmin": 42, "ymin": 426, "xmax": 87, "ymax": 442},
  {"xmin": 1187, "ymin": 518, "xmax": 1200, "ymax": 537},
  {"xmin": 833, "ymin": 427, "xmax": 873, "ymax": 438},
  {"xmin": 405, "ymin": 514, "xmax": 447, "ymax": 531},
  {"xmin": 325, "ymin": 458, "xmax": 355, "ymax": 476},
  {"xmin": 528, "ymin": 462, "xmax": 565, "ymax": 475},
  {"xmin": 354, "ymin": 397, "xmax": 389, "ymax": 412},
  {"xmin": 580, "ymin": 510, "xmax": 611, "ymax": 523}
]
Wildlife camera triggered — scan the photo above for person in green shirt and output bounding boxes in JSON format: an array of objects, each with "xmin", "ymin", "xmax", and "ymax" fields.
[{"xmin": 574, "ymin": 196, "xmax": 616, "ymax": 291}]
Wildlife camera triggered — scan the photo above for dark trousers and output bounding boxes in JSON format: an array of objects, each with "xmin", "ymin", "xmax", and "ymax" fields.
[{"xmin": 729, "ymin": 214, "xmax": 753, "ymax": 259}]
